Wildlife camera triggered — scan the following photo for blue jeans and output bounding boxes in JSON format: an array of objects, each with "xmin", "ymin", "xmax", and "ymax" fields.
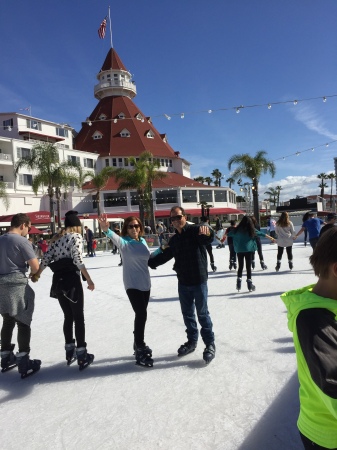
[{"xmin": 178, "ymin": 282, "xmax": 214, "ymax": 345}]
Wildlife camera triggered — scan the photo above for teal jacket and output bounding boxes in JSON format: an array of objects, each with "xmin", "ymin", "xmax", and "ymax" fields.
[
  {"xmin": 281, "ymin": 286, "xmax": 337, "ymax": 448},
  {"xmin": 227, "ymin": 229, "xmax": 267, "ymax": 253}
]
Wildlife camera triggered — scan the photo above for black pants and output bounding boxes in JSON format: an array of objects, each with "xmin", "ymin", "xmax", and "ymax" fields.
[
  {"xmin": 237, "ymin": 252, "xmax": 252, "ymax": 279},
  {"xmin": 300, "ymin": 432, "xmax": 336, "ymax": 449},
  {"xmin": 228, "ymin": 243, "xmax": 236, "ymax": 263},
  {"xmin": 57, "ymin": 281, "xmax": 85, "ymax": 348},
  {"xmin": 126, "ymin": 289, "xmax": 150, "ymax": 347},
  {"xmin": 1, "ymin": 313, "xmax": 31, "ymax": 353},
  {"xmin": 206, "ymin": 244, "xmax": 214, "ymax": 264},
  {"xmin": 277, "ymin": 246, "xmax": 293, "ymax": 260},
  {"xmin": 251, "ymin": 238, "xmax": 264, "ymax": 262},
  {"xmin": 309, "ymin": 237, "xmax": 319, "ymax": 250},
  {"xmin": 87, "ymin": 240, "xmax": 93, "ymax": 256}
]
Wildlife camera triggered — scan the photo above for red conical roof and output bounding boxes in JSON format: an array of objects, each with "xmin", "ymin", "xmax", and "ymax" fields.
[{"xmin": 100, "ymin": 48, "xmax": 128, "ymax": 72}]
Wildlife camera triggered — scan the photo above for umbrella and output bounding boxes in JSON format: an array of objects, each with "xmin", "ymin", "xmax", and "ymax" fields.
[{"xmin": 28, "ymin": 226, "xmax": 44, "ymax": 235}]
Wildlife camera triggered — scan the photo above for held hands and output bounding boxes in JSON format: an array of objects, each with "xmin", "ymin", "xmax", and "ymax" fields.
[
  {"xmin": 199, "ymin": 225, "xmax": 211, "ymax": 236},
  {"xmin": 30, "ymin": 273, "xmax": 40, "ymax": 283},
  {"xmin": 87, "ymin": 280, "xmax": 95, "ymax": 291},
  {"xmin": 98, "ymin": 214, "xmax": 109, "ymax": 232}
]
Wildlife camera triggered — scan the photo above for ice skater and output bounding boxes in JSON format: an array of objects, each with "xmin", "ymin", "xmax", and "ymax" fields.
[{"xmin": 274, "ymin": 212, "xmax": 296, "ymax": 272}]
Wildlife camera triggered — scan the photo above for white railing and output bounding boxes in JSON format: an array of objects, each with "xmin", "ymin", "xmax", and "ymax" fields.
[
  {"xmin": 0, "ymin": 153, "xmax": 12, "ymax": 162},
  {"xmin": 94, "ymin": 80, "xmax": 137, "ymax": 95},
  {"xmin": 2, "ymin": 181, "xmax": 14, "ymax": 189}
]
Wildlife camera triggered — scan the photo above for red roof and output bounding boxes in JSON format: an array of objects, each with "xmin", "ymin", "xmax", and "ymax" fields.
[
  {"xmin": 100, "ymin": 48, "xmax": 127, "ymax": 72},
  {"xmin": 0, "ymin": 210, "xmax": 51, "ymax": 224},
  {"xmin": 18, "ymin": 131, "xmax": 64, "ymax": 142},
  {"xmin": 82, "ymin": 172, "xmax": 209, "ymax": 191}
]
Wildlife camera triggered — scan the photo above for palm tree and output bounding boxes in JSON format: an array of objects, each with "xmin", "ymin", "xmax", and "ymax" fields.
[
  {"xmin": 228, "ymin": 150, "xmax": 276, "ymax": 224},
  {"xmin": 226, "ymin": 177, "xmax": 235, "ymax": 189},
  {"xmin": 194, "ymin": 176, "xmax": 205, "ymax": 184},
  {"xmin": 275, "ymin": 185, "xmax": 283, "ymax": 205},
  {"xmin": 264, "ymin": 187, "xmax": 278, "ymax": 205},
  {"xmin": 211, "ymin": 169, "xmax": 223, "ymax": 187},
  {"xmin": 53, "ymin": 162, "xmax": 81, "ymax": 228},
  {"xmin": 204, "ymin": 177, "xmax": 213, "ymax": 186},
  {"xmin": 0, "ymin": 181, "xmax": 10, "ymax": 211},
  {"xmin": 14, "ymin": 142, "xmax": 61, "ymax": 233},
  {"xmin": 317, "ymin": 173, "xmax": 329, "ymax": 197},
  {"xmin": 327, "ymin": 173, "xmax": 336, "ymax": 210},
  {"xmin": 108, "ymin": 151, "xmax": 167, "ymax": 231}
]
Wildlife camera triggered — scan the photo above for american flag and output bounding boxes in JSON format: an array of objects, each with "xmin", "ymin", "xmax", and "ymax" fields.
[{"xmin": 98, "ymin": 17, "xmax": 107, "ymax": 39}]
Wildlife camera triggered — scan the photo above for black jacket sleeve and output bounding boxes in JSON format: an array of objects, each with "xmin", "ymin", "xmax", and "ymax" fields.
[
  {"xmin": 297, "ymin": 308, "xmax": 337, "ymax": 398},
  {"xmin": 148, "ymin": 247, "xmax": 173, "ymax": 269}
]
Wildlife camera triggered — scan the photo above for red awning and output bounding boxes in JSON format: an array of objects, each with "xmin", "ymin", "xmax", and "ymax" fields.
[
  {"xmin": 28, "ymin": 226, "xmax": 44, "ymax": 234},
  {"xmin": 0, "ymin": 210, "xmax": 51, "ymax": 224}
]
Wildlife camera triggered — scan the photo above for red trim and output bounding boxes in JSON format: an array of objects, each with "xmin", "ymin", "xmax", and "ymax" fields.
[
  {"xmin": 0, "ymin": 210, "xmax": 51, "ymax": 224},
  {"xmin": 18, "ymin": 131, "xmax": 65, "ymax": 142}
]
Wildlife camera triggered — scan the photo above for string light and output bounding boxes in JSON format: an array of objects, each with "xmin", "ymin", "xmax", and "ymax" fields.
[
  {"xmin": 293, "ymin": 100, "xmax": 298, "ymax": 105},
  {"xmin": 180, "ymin": 113, "xmax": 185, "ymax": 119},
  {"xmin": 236, "ymin": 107, "xmax": 240, "ymax": 114},
  {"xmin": 267, "ymin": 104, "xmax": 271, "ymax": 109},
  {"xmin": 208, "ymin": 110, "xmax": 212, "ymax": 114},
  {"xmin": 323, "ymin": 96, "xmax": 327, "ymax": 102},
  {"xmin": 164, "ymin": 114, "xmax": 171, "ymax": 120}
]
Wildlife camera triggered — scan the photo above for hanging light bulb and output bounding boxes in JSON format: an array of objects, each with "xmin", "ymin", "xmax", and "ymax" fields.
[
  {"xmin": 88, "ymin": 121, "xmax": 92, "ymax": 126},
  {"xmin": 208, "ymin": 109, "xmax": 212, "ymax": 114},
  {"xmin": 296, "ymin": 151, "xmax": 300, "ymax": 156},
  {"xmin": 8, "ymin": 126, "xmax": 12, "ymax": 131},
  {"xmin": 180, "ymin": 113, "xmax": 185, "ymax": 119},
  {"xmin": 326, "ymin": 143, "xmax": 329, "ymax": 147},
  {"xmin": 236, "ymin": 107, "xmax": 240, "ymax": 114},
  {"xmin": 267, "ymin": 104, "xmax": 272, "ymax": 109},
  {"xmin": 164, "ymin": 114, "xmax": 171, "ymax": 120},
  {"xmin": 311, "ymin": 148, "xmax": 315, "ymax": 152},
  {"xmin": 141, "ymin": 118, "xmax": 144, "ymax": 122},
  {"xmin": 323, "ymin": 96, "xmax": 327, "ymax": 102},
  {"xmin": 114, "ymin": 119, "xmax": 117, "ymax": 123},
  {"xmin": 282, "ymin": 157, "xmax": 285, "ymax": 160},
  {"xmin": 293, "ymin": 100, "xmax": 298, "ymax": 105}
]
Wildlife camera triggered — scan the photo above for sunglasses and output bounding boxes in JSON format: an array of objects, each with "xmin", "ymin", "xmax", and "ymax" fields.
[
  {"xmin": 128, "ymin": 224, "xmax": 140, "ymax": 229},
  {"xmin": 25, "ymin": 224, "xmax": 31, "ymax": 232},
  {"xmin": 170, "ymin": 215, "xmax": 183, "ymax": 222}
]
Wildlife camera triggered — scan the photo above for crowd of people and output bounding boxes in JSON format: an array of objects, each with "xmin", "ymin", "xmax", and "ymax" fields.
[{"xmin": 1, "ymin": 208, "xmax": 336, "ymax": 449}]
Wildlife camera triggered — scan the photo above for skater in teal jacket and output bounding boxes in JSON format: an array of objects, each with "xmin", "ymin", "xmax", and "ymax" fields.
[{"xmin": 281, "ymin": 227, "xmax": 337, "ymax": 449}]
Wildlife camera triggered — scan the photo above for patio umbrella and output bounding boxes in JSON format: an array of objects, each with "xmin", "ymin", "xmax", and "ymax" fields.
[{"xmin": 28, "ymin": 226, "xmax": 44, "ymax": 235}]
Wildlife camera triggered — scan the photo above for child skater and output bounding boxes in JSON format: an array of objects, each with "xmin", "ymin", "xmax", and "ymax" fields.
[
  {"xmin": 281, "ymin": 227, "xmax": 337, "ymax": 449},
  {"xmin": 227, "ymin": 216, "xmax": 274, "ymax": 292}
]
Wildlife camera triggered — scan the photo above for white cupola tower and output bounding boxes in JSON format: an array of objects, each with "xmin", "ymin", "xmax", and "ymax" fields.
[{"xmin": 94, "ymin": 48, "xmax": 137, "ymax": 100}]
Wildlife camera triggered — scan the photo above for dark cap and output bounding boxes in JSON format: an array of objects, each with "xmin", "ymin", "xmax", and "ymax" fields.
[
  {"xmin": 327, "ymin": 213, "xmax": 337, "ymax": 221},
  {"xmin": 64, "ymin": 210, "xmax": 81, "ymax": 228}
]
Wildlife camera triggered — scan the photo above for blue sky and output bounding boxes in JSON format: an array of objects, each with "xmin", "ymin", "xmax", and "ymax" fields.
[{"xmin": 1, "ymin": 0, "xmax": 337, "ymax": 201}]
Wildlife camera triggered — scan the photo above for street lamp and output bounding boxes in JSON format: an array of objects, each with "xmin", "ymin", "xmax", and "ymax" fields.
[{"xmin": 239, "ymin": 182, "xmax": 253, "ymax": 215}]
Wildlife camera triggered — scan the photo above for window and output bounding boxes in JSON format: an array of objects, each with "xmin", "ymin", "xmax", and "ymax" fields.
[
  {"xmin": 17, "ymin": 147, "xmax": 31, "ymax": 159},
  {"xmin": 118, "ymin": 112, "xmax": 125, "ymax": 119},
  {"xmin": 156, "ymin": 190, "xmax": 178, "ymax": 205},
  {"xmin": 120, "ymin": 128, "xmax": 130, "ymax": 138},
  {"xmin": 3, "ymin": 119, "xmax": 13, "ymax": 130},
  {"xmin": 136, "ymin": 113, "xmax": 143, "ymax": 121},
  {"xmin": 105, "ymin": 158, "xmax": 110, "ymax": 167},
  {"xmin": 214, "ymin": 190, "xmax": 227, "ymax": 202},
  {"xmin": 84, "ymin": 158, "xmax": 94, "ymax": 169},
  {"xmin": 93, "ymin": 132, "xmax": 102, "ymax": 140},
  {"xmin": 182, "ymin": 190, "xmax": 197, "ymax": 203},
  {"xmin": 68, "ymin": 155, "xmax": 80, "ymax": 165},
  {"xmin": 26, "ymin": 119, "xmax": 41, "ymax": 131},
  {"xmin": 104, "ymin": 192, "xmax": 127, "ymax": 207},
  {"xmin": 112, "ymin": 158, "xmax": 117, "ymax": 167},
  {"xmin": 146, "ymin": 130, "xmax": 155, "ymax": 139},
  {"xmin": 199, "ymin": 191, "xmax": 213, "ymax": 203},
  {"xmin": 124, "ymin": 158, "xmax": 129, "ymax": 166},
  {"xmin": 169, "ymin": 160, "xmax": 172, "ymax": 167},
  {"xmin": 165, "ymin": 159, "xmax": 169, "ymax": 167},
  {"xmin": 118, "ymin": 158, "xmax": 123, "ymax": 167},
  {"xmin": 56, "ymin": 127, "xmax": 69, "ymax": 137},
  {"xmin": 130, "ymin": 191, "xmax": 139, "ymax": 206},
  {"xmin": 99, "ymin": 114, "xmax": 107, "ymax": 120},
  {"xmin": 160, "ymin": 159, "xmax": 164, "ymax": 166},
  {"xmin": 18, "ymin": 174, "xmax": 33, "ymax": 186}
]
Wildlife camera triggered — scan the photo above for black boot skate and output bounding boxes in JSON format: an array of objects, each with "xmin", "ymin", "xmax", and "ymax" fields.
[
  {"xmin": 251, "ymin": 260, "xmax": 255, "ymax": 270},
  {"xmin": 275, "ymin": 261, "xmax": 281, "ymax": 272},
  {"xmin": 65, "ymin": 341, "xmax": 76, "ymax": 365},
  {"xmin": 76, "ymin": 347, "xmax": 94, "ymax": 371},
  {"xmin": 16, "ymin": 352, "xmax": 41, "ymax": 379},
  {"xmin": 1, "ymin": 344, "xmax": 17, "ymax": 372},
  {"xmin": 288, "ymin": 260, "xmax": 293, "ymax": 270},
  {"xmin": 247, "ymin": 279, "xmax": 256, "ymax": 292},
  {"xmin": 260, "ymin": 261, "xmax": 267, "ymax": 270},
  {"xmin": 229, "ymin": 261, "xmax": 233, "ymax": 270},
  {"xmin": 135, "ymin": 345, "xmax": 153, "ymax": 367},
  {"xmin": 233, "ymin": 262, "xmax": 237, "ymax": 270},
  {"xmin": 211, "ymin": 263, "xmax": 217, "ymax": 272},
  {"xmin": 177, "ymin": 340, "xmax": 197, "ymax": 356},
  {"xmin": 203, "ymin": 342, "xmax": 216, "ymax": 365},
  {"xmin": 236, "ymin": 277, "xmax": 242, "ymax": 292}
]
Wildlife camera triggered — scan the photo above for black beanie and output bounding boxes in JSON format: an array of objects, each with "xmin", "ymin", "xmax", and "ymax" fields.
[{"xmin": 64, "ymin": 210, "xmax": 81, "ymax": 228}]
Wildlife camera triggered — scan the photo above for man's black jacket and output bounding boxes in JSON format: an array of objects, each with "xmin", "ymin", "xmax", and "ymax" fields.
[{"xmin": 148, "ymin": 223, "xmax": 214, "ymax": 286}]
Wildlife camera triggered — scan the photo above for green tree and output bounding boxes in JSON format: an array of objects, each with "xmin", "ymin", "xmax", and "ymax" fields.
[
  {"xmin": 226, "ymin": 177, "xmax": 235, "ymax": 189},
  {"xmin": 14, "ymin": 143, "xmax": 62, "ymax": 233},
  {"xmin": 194, "ymin": 176, "xmax": 205, "ymax": 184},
  {"xmin": 204, "ymin": 177, "xmax": 213, "ymax": 186},
  {"xmin": 327, "ymin": 173, "xmax": 336, "ymax": 209},
  {"xmin": 211, "ymin": 169, "xmax": 223, "ymax": 187},
  {"xmin": 264, "ymin": 187, "xmax": 278, "ymax": 205},
  {"xmin": 109, "ymin": 151, "xmax": 166, "ymax": 231},
  {"xmin": 275, "ymin": 185, "xmax": 283, "ymax": 205},
  {"xmin": 0, "ymin": 181, "xmax": 10, "ymax": 211},
  {"xmin": 228, "ymin": 150, "xmax": 276, "ymax": 224},
  {"xmin": 317, "ymin": 172, "xmax": 329, "ymax": 198}
]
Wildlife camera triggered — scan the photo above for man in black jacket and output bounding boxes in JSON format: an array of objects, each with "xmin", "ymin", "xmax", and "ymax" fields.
[{"xmin": 149, "ymin": 206, "xmax": 216, "ymax": 364}]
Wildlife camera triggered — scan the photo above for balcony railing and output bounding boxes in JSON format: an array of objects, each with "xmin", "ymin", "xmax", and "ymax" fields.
[
  {"xmin": 2, "ymin": 181, "xmax": 14, "ymax": 189},
  {"xmin": 0, "ymin": 153, "xmax": 12, "ymax": 162}
]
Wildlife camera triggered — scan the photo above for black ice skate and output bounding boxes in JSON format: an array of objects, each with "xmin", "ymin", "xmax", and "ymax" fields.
[
  {"xmin": 1, "ymin": 343, "xmax": 17, "ymax": 372},
  {"xmin": 203, "ymin": 342, "xmax": 216, "ymax": 365},
  {"xmin": 236, "ymin": 277, "xmax": 242, "ymax": 292},
  {"xmin": 177, "ymin": 340, "xmax": 197, "ymax": 356},
  {"xmin": 76, "ymin": 347, "xmax": 94, "ymax": 371},
  {"xmin": 251, "ymin": 260, "xmax": 255, "ymax": 270},
  {"xmin": 211, "ymin": 263, "xmax": 217, "ymax": 272},
  {"xmin": 134, "ymin": 345, "xmax": 153, "ymax": 367},
  {"xmin": 65, "ymin": 341, "xmax": 77, "ymax": 366},
  {"xmin": 247, "ymin": 279, "xmax": 256, "ymax": 292},
  {"xmin": 260, "ymin": 261, "xmax": 267, "ymax": 270},
  {"xmin": 288, "ymin": 260, "xmax": 293, "ymax": 270},
  {"xmin": 16, "ymin": 352, "xmax": 41, "ymax": 379},
  {"xmin": 275, "ymin": 261, "xmax": 281, "ymax": 272},
  {"xmin": 229, "ymin": 261, "xmax": 233, "ymax": 270}
]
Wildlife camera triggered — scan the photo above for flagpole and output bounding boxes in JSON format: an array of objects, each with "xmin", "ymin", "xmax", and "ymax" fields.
[{"xmin": 108, "ymin": 6, "xmax": 113, "ymax": 48}]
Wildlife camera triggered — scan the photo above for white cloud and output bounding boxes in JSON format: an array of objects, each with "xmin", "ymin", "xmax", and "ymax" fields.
[{"xmin": 291, "ymin": 104, "xmax": 337, "ymax": 140}]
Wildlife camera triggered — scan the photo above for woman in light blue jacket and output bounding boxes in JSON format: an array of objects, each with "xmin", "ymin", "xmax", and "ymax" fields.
[{"xmin": 99, "ymin": 215, "xmax": 162, "ymax": 367}]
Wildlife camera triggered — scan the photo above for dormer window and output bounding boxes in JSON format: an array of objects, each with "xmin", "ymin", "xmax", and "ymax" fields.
[
  {"xmin": 118, "ymin": 112, "xmax": 125, "ymax": 119},
  {"xmin": 160, "ymin": 133, "xmax": 168, "ymax": 143},
  {"xmin": 92, "ymin": 131, "xmax": 103, "ymax": 140},
  {"xmin": 146, "ymin": 130, "xmax": 155, "ymax": 139},
  {"xmin": 99, "ymin": 114, "xmax": 107, "ymax": 120},
  {"xmin": 136, "ymin": 113, "xmax": 144, "ymax": 121},
  {"xmin": 120, "ymin": 128, "xmax": 130, "ymax": 138}
]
